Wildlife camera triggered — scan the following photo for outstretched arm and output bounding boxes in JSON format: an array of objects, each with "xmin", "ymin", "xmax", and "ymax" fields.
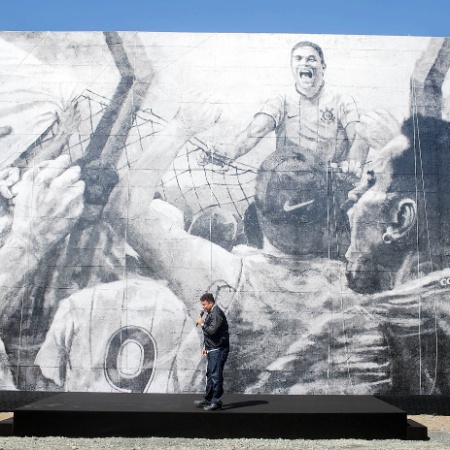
[
  {"xmin": 198, "ymin": 113, "xmax": 275, "ymax": 166},
  {"xmin": 341, "ymin": 110, "xmax": 401, "ymax": 177},
  {"xmin": 223, "ymin": 113, "xmax": 275, "ymax": 160},
  {"xmin": 343, "ymin": 121, "xmax": 370, "ymax": 175},
  {"xmin": 346, "ymin": 122, "xmax": 368, "ymax": 163}
]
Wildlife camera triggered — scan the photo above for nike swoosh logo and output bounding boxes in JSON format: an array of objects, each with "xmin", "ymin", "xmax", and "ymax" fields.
[{"xmin": 283, "ymin": 199, "xmax": 315, "ymax": 212}]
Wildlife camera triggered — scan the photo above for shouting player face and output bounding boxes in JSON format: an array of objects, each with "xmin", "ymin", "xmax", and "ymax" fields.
[{"xmin": 291, "ymin": 45, "xmax": 326, "ymax": 98}]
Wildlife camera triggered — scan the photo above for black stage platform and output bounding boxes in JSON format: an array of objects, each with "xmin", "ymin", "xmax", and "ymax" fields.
[{"xmin": 12, "ymin": 393, "xmax": 428, "ymax": 440}]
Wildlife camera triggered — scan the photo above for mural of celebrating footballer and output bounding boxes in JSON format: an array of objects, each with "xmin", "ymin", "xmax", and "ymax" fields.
[
  {"xmin": 1, "ymin": 32, "xmax": 450, "ymax": 398},
  {"xmin": 37, "ymin": 35, "xmax": 450, "ymax": 396},
  {"xmin": 199, "ymin": 41, "xmax": 368, "ymax": 174},
  {"xmin": 160, "ymin": 40, "xmax": 369, "ymax": 254}
]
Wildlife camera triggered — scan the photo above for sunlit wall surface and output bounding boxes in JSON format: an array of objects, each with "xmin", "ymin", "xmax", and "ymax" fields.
[{"xmin": 0, "ymin": 31, "xmax": 449, "ymax": 395}]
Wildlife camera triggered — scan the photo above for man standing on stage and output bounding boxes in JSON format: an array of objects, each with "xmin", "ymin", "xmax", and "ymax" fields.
[{"xmin": 194, "ymin": 293, "xmax": 230, "ymax": 411}]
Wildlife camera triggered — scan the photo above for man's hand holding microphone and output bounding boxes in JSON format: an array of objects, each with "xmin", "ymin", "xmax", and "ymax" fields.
[
  {"xmin": 196, "ymin": 311, "xmax": 207, "ymax": 357},
  {"xmin": 196, "ymin": 311, "xmax": 205, "ymax": 327}
]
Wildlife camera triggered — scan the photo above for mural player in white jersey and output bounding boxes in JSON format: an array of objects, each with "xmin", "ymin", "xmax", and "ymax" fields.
[
  {"xmin": 36, "ymin": 278, "xmax": 196, "ymax": 393},
  {"xmin": 23, "ymin": 34, "xmax": 450, "ymax": 396},
  {"xmin": 199, "ymin": 41, "xmax": 367, "ymax": 175}
]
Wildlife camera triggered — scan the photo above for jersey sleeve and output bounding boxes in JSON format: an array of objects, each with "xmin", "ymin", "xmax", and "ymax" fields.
[
  {"xmin": 337, "ymin": 94, "xmax": 360, "ymax": 129},
  {"xmin": 255, "ymin": 92, "xmax": 285, "ymax": 128}
]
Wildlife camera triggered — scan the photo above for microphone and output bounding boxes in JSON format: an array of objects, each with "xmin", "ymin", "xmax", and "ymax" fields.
[{"xmin": 196, "ymin": 310, "xmax": 204, "ymax": 327}]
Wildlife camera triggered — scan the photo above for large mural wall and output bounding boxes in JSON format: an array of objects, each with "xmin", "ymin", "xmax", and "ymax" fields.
[{"xmin": 0, "ymin": 31, "xmax": 450, "ymax": 395}]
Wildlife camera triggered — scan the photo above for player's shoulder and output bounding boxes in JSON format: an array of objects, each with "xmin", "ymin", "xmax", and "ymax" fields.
[
  {"xmin": 320, "ymin": 84, "xmax": 354, "ymax": 102},
  {"xmin": 262, "ymin": 84, "xmax": 292, "ymax": 104},
  {"xmin": 63, "ymin": 278, "xmax": 183, "ymax": 311},
  {"xmin": 370, "ymin": 268, "xmax": 450, "ymax": 309},
  {"xmin": 232, "ymin": 244, "xmax": 263, "ymax": 258}
]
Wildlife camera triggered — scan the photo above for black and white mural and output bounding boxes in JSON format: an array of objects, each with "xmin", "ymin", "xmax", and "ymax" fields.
[{"xmin": 0, "ymin": 31, "xmax": 450, "ymax": 395}]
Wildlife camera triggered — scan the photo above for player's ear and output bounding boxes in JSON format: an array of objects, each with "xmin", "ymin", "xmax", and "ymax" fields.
[{"xmin": 382, "ymin": 199, "xmax": 417, "ymax": 244}]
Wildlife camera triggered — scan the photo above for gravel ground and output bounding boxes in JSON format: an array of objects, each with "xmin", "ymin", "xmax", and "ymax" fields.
[
  {"xmin": 0, "ymin": 435, "xmax": 449, "ymax": 450},
  {"xmin": 0, "ymin": 415, "xmax": 448, "ymax": 450}
]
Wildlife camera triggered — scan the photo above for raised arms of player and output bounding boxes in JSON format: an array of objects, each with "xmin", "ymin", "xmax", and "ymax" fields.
[
  {"xmin": 118, "ymin": 101, "xmax": 243, "ymax": 315},
  {"xmin": 0, "ymin": 103, "xmax": 81, "ymax": 202},
  {"xmin": 18, "ymin": 102, "xmax": 81, "ymax": 168},
  {"xmin": 0, "ymin": 155, "xmax": 84, "ymax": 318}
]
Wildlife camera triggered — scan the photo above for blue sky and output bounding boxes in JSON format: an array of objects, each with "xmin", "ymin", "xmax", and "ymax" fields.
[{"xmin": 0, "ymin": 0, "xmax": 449, "ymax": 37}]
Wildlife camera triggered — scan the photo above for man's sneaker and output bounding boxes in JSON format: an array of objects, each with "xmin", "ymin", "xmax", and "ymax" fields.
[
  {"xmin": 193, "ymin": 399, "xmax": 210, "ymax": 407},
  {"xmin": 203, "ymin": 402, "xmax": 222, "ymax": 411}
]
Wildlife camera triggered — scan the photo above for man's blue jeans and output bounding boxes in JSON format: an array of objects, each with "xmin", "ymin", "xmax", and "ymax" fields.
[{"xmin": 204, "ymin": 347, "xmax": 229, "ymax": 405}]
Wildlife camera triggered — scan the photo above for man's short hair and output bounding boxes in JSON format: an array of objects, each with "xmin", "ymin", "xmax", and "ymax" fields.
[
  {"xmin": 253, "ymin": 152, "xmax": 353, "ymax": 256},
  {"xmin": 254, "ymin": 153, "xmax": 327, "ymax": 255},
  {"xmin": 200, "ymin": 293, "xmax": 215, "ymax": 303},
  {"xmin": 291, "ymin": 41, "xmax": 326, "ymax": 66}
]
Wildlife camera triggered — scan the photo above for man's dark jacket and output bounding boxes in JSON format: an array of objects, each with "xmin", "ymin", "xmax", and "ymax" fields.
[{"xmin": 202, "ymin": 305, "xmax": 229, "ymax": 351}]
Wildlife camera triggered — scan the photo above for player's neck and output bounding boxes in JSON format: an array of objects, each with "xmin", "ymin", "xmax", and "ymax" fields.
[
  {"xmin": 262, "ymin": 237, "xmax": 314, "ymax": 260},
  {"xmin": 262, "ymin": 239, "xmax": 284, "ymax": 258},
  {"xmin": 393, "ymin": 252, "xmax": 437, "ymax": 287},
  {"xmin": 295, "ymin": 81, "xmax": 324, "ymax": 99}
]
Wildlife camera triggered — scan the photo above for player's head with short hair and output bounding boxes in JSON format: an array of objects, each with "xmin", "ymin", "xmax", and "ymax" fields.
[
  {"xmin": 291, "ymin": 41, "xmax": 325, "ymax": 66},
  {"xmin": 290, "ymin": 41, "xmax": 326, "ymax": 98},
  {"xmin": 346, "ymin": 115, "xmax": 450, "ymax": 293},
  {"xmin": 254, "ymin": 153, "xmax": 329, "ymax": 256},
  {"xmin": 200, "ymin": 293, "xmax": 215, "ymax": 304}
]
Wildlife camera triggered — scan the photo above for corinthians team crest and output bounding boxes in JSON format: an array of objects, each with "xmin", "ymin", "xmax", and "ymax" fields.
[{"xmin": 320, "ymin": 108, "xmax": 335, "ymax": 124}]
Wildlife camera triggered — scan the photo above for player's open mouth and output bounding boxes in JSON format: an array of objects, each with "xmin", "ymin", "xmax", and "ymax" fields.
[{"xmin": 299, "ymin": 69, "xmax": 314, "ymax": 79}]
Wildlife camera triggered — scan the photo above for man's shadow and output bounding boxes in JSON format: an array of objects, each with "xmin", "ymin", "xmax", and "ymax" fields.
[{"xmin": 221, "ymin": 400, "xmax": 268, "ymax": 410}]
